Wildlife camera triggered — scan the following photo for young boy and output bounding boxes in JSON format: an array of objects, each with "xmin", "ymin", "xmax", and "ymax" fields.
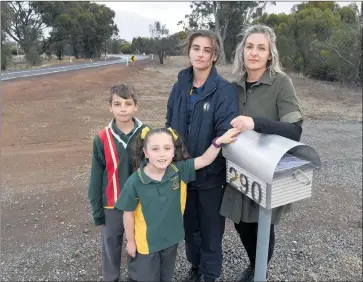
[{"xmin": 88, "ymin": 84, "xmax": 146, "ymax": 282}]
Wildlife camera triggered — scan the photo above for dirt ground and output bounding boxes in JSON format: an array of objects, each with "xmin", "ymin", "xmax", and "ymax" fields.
[{"xmin": 1, "ymin": 56, "xmax": 362, "ymax": 281}]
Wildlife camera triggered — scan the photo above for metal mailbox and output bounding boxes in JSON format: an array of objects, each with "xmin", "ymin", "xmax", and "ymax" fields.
[
  {"xmin": 222, "ymin": 130, "xmax": 321, "ymax": 281},
  {"xmin": 223, "ymin": 130, "xmax": 321, "ymax": 210}
]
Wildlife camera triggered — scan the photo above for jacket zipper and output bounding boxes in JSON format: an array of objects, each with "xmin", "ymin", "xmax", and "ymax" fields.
[{"xmin": 187, "ymin": 87, "xmax": 217, "ymax": 137}]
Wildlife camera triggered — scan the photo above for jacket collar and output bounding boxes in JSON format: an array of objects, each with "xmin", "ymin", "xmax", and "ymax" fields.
[
  {"xmin": 237, "ymin": 68, "xmax": 274, "ymax": 89},
  {"xmin": 107, "ymin": 117, "xmax": 143, "ymax": 148},
  {"xmin": 177, "ymin": 65, "xmax": 219, "ymax": 96}
]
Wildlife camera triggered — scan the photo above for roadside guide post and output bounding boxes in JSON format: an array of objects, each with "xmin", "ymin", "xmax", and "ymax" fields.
[
  {"xmin": 130, "ymin": 55, "xmax": 136, "ymax": 67},
  {"xmin": 222, "ymin": 130, "xmax": 321, "ymax": 281}
]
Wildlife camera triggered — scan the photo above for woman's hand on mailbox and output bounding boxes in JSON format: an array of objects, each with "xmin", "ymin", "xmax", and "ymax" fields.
[{"xmin": 230, "ymin": 115, "xmax": 254, "ymax": 131}]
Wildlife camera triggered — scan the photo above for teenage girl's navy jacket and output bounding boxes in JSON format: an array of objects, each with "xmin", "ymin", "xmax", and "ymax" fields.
[{"xmin": 165, "ymin": 65, "xmax": 238, "ymax": 189}]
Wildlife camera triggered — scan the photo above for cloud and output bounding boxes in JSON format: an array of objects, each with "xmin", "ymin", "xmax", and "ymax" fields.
[
  {"xmin": 98, "ymin": 1, "xmax": 190, "ymax": 41},
  {"xmin": 113, "ymin": 10, "xmax": 157, "ymax": 41}
]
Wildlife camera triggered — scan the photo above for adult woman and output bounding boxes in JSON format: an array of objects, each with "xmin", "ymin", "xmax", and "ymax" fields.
[
  {"xmin": 165, "ymin": 30, "xmax": 238, "ymax": 282},
  {"xmin": 220, "ymin": 24, "xmax": 304, "ymax": 282}
]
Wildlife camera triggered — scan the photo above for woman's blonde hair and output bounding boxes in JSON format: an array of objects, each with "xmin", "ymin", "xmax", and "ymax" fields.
[{"xmin": 233, "ymin": 24, "xmax": 285, "ymax": 79}]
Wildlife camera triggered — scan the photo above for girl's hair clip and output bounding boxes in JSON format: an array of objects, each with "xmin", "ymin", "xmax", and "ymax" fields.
[
  {"xmin": 141, "ymin": 126, "xmax": 178, "ymax": 141},
  {"xmin": 141, "ymin": 127, "xmax": 150, "ymax": 139},
  {"xmin": 167, "ymin": 127, "xmax": 178, "ymax": 141}
]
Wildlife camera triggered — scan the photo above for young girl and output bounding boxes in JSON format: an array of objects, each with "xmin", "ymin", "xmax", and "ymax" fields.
[{"xmin": 114, "ymin": 126, "xmax": 241, "ymax": 282}]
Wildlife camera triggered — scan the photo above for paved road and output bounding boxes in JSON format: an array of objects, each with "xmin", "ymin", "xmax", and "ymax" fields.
[{"xmin": 1, "ymin": 54, "xmax": 149, "ymax": 81}]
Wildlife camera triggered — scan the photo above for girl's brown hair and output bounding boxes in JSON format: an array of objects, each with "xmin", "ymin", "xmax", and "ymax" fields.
[
  {"xmin": 131, "ymin": 127, "xmax": 190, "ymax": 171},
  {"xmin": 187, "ymin": 30, "xmax": 221, "ymax": 65}
]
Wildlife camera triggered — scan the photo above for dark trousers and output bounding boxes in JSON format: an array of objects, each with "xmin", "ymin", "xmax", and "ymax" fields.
[
  {"xmin": 101, "ymin": 208, "xmax": 124, "ymax": 282},
  {"xmin": 101, "ymin": 208, "xmax": 137, "ymax": 282},
  {"xmin": 184, "ymin": 186, "xmax": 226, "ymax": 280},
  {"xmin": 131, "ymin": 244, "xmax": 178, "ymax": 282},
  {"xmin": 234, "ymin": 221, "xmax": 275, "ymax": 266}
]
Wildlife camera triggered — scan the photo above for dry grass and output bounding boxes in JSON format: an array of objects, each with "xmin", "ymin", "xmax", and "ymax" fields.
[{"xmin": 141, "ymin": 56, "xmax": 362, "ymax": 122}]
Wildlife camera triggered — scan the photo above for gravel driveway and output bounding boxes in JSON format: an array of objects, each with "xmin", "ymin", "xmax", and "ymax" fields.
[
  {"xmin": 1, "ymin": 57, "xmax": 361, "ymax": 281},
  {"xmin": 2, "ymin": 118, "xmax": 361, "ymax": 281}
]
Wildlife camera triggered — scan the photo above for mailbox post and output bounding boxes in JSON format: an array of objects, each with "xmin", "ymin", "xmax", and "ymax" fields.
[{"xmin": 222, "ymin": 130, "xmax": 321, "ymax": 282}]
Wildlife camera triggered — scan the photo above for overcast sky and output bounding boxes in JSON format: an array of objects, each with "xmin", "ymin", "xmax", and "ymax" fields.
[{"xmin": 97, "ymin": 1, "xmax": 355, "ymax": 41}]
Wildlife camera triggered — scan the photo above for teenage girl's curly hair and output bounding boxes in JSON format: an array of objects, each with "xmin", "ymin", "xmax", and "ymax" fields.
[{"xmin": 131, "ymin": 127, "xmax": 190, "ymax": 171}]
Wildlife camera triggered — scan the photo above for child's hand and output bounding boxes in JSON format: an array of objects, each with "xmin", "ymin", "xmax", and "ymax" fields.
[
  {"xmin": 126, "ymin": 241, "xmax": 137, "ymax": 258},
  {"xmin": 217, "ymin": 128, "xmax": 242, "ymax": 145}
]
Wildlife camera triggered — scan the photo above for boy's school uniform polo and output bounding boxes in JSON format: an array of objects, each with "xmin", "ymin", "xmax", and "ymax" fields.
[
  {"xmin": 88, "ymin": 117, "xmax": 145, "ymax": 226},
  {"xmin": 115, "ymin": 158, "xmax": 196, "ymax": 254}
]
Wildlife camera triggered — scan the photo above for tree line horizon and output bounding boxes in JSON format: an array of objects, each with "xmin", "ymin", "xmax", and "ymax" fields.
[{"xmin": 1, "ymin": 1, "xmax": 361, "ymax": 85}]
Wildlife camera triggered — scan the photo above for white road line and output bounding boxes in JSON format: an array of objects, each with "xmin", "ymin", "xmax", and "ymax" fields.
[
  {"xmin": 2, "ymin": 64, "xmax": 91, "ymax": 75},
  {"xmin": 1, "ymin": 59, "xmax": 126, "ymax": 81},
  {"xmin": 2, "ymin": 55, "xmax": 148, "ymax": 76},
  {"xmin": 1, "ymin": 59, "xmax": 124, "ymax": 75},
  {"xmin": 1, "ymin": 62, "xmax": 122, "ymax": 75},
  {"xmin": 1, "ymin": 56, "xmax": 149, "ymax": 81}
]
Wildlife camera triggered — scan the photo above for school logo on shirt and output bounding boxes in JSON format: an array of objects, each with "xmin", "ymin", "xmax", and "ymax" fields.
[
  {"xmin": 170, "ymin": 175, "xmax": 179, "ymax": 190},
  {"xmin": 203, "ymin": 102, "xmax": 210, "ymax": 112}
]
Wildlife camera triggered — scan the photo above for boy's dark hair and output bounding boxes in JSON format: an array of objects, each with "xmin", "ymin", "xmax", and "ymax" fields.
[
  {"xmin": 109, "ymin": 84, "xmax": 138, "ymax": 104},
  {"xmin": 131, "ymin": 127, "xmax": 190, "ymax": 172}
]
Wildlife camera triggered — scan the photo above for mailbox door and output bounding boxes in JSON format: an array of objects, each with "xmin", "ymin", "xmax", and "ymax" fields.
[{"xmin": 270, "ymin": 165, "xmax": 314, "ymax": 209}]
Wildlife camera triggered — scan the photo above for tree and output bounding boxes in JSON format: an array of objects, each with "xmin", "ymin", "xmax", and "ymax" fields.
[
  {"xmin": 168, "ymin": 31, "xmax": 188, "ymax": 55},
  {"xmin": 149, "ymin": 21, "xmax": 170, "ymax": 64},
  {"xmin": 2, "ymin": 2, "xmax": 74, "ymax": 54},
  {"xmin": 30, "ymin": 1, "xmax": 81, "ymax": 54},
  {"xmin": 131, "ymin": 37, "xmax": 155, "ymax": 54},
  {"xmin": 1, "ymin": 2, "xmax": 13, "ymax": 70},
  {"xmin": 256, "ymin": 1, "xmax": 361, "ymax": 84},
  {"xmin": 120, "ymin": 40, "xmax": 133, "ymax": 54},
  {"xmin": 73, "ymin": 2, "xmax": 118, "ymax": 59},
  {"xmin": 2, "ymin": 1, "xmax": 118, "ymax": 60},
  {"xmin": 105, "ymin": 37, "xmax": 126, "ymax": 54},
  {"xmin": 181, "ymin": 1, "xmax": 274, "ymax": 64},
  {"xmin": 1, "ymin": 31, "xmax": 13, "ymax": 70}
]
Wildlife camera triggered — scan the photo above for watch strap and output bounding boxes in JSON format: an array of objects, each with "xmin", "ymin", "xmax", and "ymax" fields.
[{"xmin": 212, "ymin": 137, "xmax": 222, "ymax": 148}]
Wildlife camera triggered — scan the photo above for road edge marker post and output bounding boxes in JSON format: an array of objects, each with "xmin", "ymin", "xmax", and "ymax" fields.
[
  {"xmin": 130, "ymin": 55, "xmax": 136, "ymax": 67},
  {"xmin": 126, "ymin": 56, "xmax": 129, "ymax": 66}
]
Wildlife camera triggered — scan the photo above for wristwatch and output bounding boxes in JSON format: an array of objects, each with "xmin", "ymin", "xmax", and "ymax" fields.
[{"xmin": 212, "ymin": 137, "xmax": 223, "ymax": 148}]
